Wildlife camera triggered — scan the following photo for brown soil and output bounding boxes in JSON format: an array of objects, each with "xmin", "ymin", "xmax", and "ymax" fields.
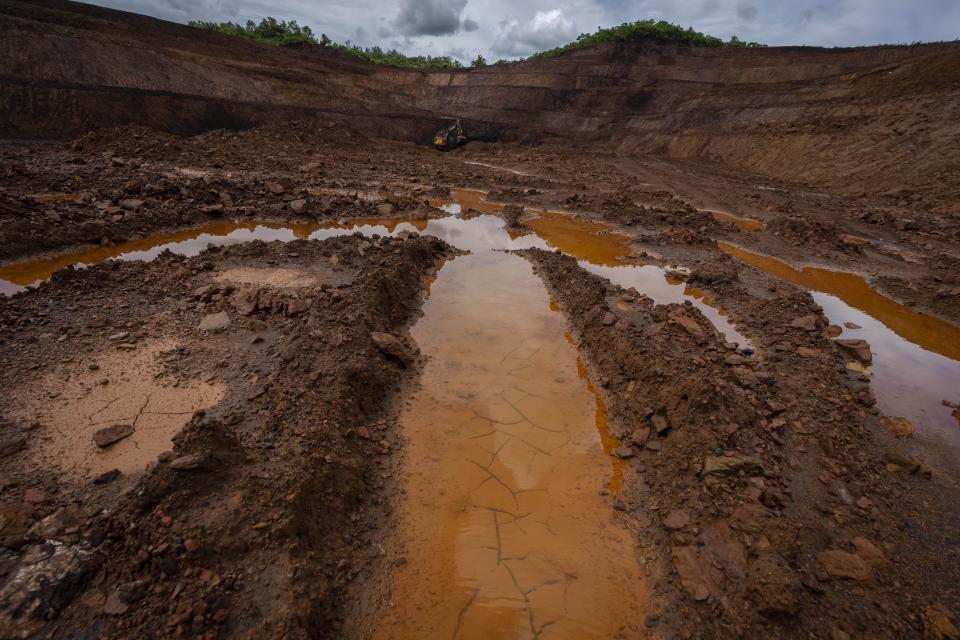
[
  {"xmin": 2, "ymin": 2, "xmax": 960, "ymax": 639},
  {"xmin": 0, "ymin": 233, "xmax": 456, "ymax": 638}
]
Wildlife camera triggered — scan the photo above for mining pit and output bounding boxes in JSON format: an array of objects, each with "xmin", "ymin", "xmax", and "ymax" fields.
[{"xmin": 1, "ymin": 1, "xmax": 960, "ymax": 639}]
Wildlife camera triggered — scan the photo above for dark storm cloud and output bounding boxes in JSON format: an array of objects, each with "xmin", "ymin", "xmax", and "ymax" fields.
[
  {"xmin": 463, "ymin": 17, "xmax": 479, "ymax": 32},
  {"xmin": 393, "ymin": 0, "xmax": 469, "ymax": 36}
]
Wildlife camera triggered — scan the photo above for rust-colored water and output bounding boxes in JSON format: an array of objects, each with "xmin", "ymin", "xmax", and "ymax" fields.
[
  {"xmin": 0, "ymin": 218, "xmax": 428, "ymax": 295},
  {"xmin": 702, "ymin": 209, "xmax": 766, "ymax": 232},
  {"xmin": 433, "ymin": 189, "xmax": 750, "ymax": 346},
  {"xmin": 719, "ymin": 242, "xmax": 960, "ymax": 445},
  {"xmin": 375, "ymin": 251, "xmax": 645, "ymax": 639}
]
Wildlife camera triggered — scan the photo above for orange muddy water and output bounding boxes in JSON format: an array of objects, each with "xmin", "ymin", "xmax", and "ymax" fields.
[
  {"xmin": 0, "ymin": 219, "xmax": 428, "ymax": 296},
  {"xmin": 720, "ymin": 242, "xmax": 960, "ymax": 447},
  {"xmin": 703, "ymin": 209, "xmax": 766, "ymax": 232},
  {"xmin": 375, "ymin": 251, "xmax": 645, "ymax": 639}
]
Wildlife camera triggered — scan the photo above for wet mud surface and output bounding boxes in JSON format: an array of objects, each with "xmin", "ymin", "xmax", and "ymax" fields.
[{"xmin": 2, "ymin": 122, "xmax": 959, "ymax": 639}]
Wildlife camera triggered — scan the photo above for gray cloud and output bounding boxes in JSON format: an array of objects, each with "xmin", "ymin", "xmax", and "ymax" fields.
[
  {"xmin": 86, "ymin": 0, "xmax": 960, "ymax": 64},
  {"xmin": 393, "ymin": 0, "xmax": 468, "ymax": 36},
  {"xmin": 492, "ymin": 8, "xmax": 577, "ymax": 56},
  {"xmin": 736, "ymin": 4, "xmax": 757, "ymax": 21}
]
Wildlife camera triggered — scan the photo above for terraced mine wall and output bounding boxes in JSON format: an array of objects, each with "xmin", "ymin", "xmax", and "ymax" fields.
[{"xmin": 2, "ymin": 0, "xmax": 959, "ymax": 208}]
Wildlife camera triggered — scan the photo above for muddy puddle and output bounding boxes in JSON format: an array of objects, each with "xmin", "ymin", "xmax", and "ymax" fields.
[
  {"xmin": 376, "ymin": 251, "xmax": 645, "ymax": 639},
  {"xmin": 0, "ymin": 219, "xmax": 427, "ymax": 296},
  {"xmin": 701, "ymin": 209, "xmax": 766, "ymax": 231},
  {"xmin": 0, "ymin": 193, "xmax": 750, "ymax": 348},
  {"xmin": 720, "ymin": 242, "xmax": 960, "ymax": 448},
  {"xmin": 434, "ymin": 190, "xmax": 750, "ymax": 346},
  {"xmin": 9, "ymin": 339, "xmax": 225, "ymax": 481}
]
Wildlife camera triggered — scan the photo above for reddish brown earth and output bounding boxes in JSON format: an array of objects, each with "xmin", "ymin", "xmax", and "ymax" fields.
[{"xmin": 2, "ymin": 1, "xmax": 960, "ymax": 639}]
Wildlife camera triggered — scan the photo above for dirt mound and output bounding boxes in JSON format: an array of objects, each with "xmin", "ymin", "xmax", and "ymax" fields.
[{"xmin": 68, "ymin": 125, "xmax": 180, "ymax": 157}]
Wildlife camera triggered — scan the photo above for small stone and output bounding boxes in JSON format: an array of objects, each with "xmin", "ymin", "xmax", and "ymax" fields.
[
  {"xmin": 922, "ymin": 604, "xmax": 959, "ymax": 640},
  {"xmin": 265, "ymin": 181, "xmax": 284, "ymax": 194},
  {"xmin": 103, "ymin": 592, "xmax": 128, "ymax": 615},
  {"xmin": 645, "ymin": 440, "xmax": 661, "ymax": 452},
  {"xmin": 108, "ymin": 331, "xmax": 130, "ymax": 341},
  {"xmin": 663, "ymin": 510, "xmax": 690, "ymax": 530},
  {"xmin": 852, "ymin": 536, "xmax": 884, "ymax": 564},
  {"xmin": 702, "ymin": 455, "xmax": 763, "ymax": 477},
  {"xmin": 93, "ymin": 425, "xmax": 134, "ymax": 448},
  {"xmin": 817, "ymin": 549, "xmax": 871, "ymax": 581},
  {"xmin": 844, "ymin": 322, "xmax": 861, "ymax": 329},
  {"xmin": 602, "ymin": 312, "xmax": 616, "ymax": 326},
  {"xmin": 92, "ymin": 469, "xmax": 121, "ymax": 485},
  {"xmin": 371, "ymin": 331, "xmax": 413, "ymax": 365},
  {"xmin": 789, "ymin": 315, "xmax": 819, "ymax": 331},
  {"xmin": 612, "ymin": 445, "xmax": 635, "ymax": 459},
  {"xmin": 198, "ymin": 311, "xmax": 231, "ymax": 332},
  {"xmin": 651, "ymin": 414, "xmax": 669, "ymax": 435},
  {"xmin": 835, "ymin": 338, "xmax": 872, "ymax": 364},
  {"xmin": 169, "ymin": 454, "xmax": 205, "ymax": 471},
  {"xmin": 0, "ymin": 436, "xmax": 25, "ymax": 458},
  {"xmin": 157, "ymin": 451, "xmax": 175, "ymax": 463},
  {"xmin": 377, "ymin": 202, "xmax": 395, "ymax": 216},
  {"xmin": 289, "ymin": 199, "xmax": 308, "ymax": 214},
  {"xmin": 879, "ymin": 416, "xmax": 914, "ymax": 438}
]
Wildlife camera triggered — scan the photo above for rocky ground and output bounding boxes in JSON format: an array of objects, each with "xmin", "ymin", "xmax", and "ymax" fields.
[
  {"xmin": 0, "ymin": 230, "xmax": 455, "ymax": 638},
  {"xmin": 524, "ymin": 248, "xmax": 959, "ymax": 639},
  {"xmin": 1, "ymin": 122, "xmax": 959, "ymax": 639}
]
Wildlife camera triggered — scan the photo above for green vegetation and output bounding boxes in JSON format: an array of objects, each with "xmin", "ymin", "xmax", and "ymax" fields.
[
  {"xmin": 339, "ymin": 46, "xmax": 463, "ymax": 69},
  {"xmin": 189, "ymin": 16, "xmax": 764, "ymax": 69},
  {"xmin": 527, "ymin": 19, "xmax": 764, "ymax": 61},
  {"xmin": 189, "ymin": 18, "xmax": 463, "ymax": 68},
  {"xmin": 189, "ymin": 17, "xmax": 318, "ymax": 47}
]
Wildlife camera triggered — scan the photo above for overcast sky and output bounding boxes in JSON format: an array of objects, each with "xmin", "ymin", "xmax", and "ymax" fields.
[{"xmin": 89, "ymin": 0, "xmax": 959, "ymax": 62}]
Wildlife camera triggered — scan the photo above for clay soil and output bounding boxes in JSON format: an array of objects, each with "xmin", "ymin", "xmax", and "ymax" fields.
[{"xmin": 1, "ymin": 116, "xmax": 960, "ymax": 638}]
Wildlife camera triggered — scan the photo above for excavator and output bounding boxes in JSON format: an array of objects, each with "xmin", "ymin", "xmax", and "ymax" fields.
[{"xmin": 433, "ymin": 117, "xmax": 467, "ymax": 151}]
